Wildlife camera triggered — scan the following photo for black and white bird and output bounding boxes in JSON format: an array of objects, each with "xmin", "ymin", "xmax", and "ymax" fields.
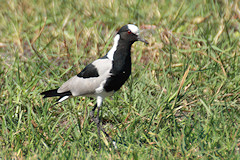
[{"xmin": 41, "ymin": 24, "xmax": 148, "ymax": 148}]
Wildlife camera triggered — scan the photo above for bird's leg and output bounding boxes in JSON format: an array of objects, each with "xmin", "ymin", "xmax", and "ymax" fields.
[
  {"xmin": 96, "ymin": 106, "xmax": 117, "ymax": 149},
  {"xmin": 90, "ymin": 98, "xmax": 117, "ymax": 149},
  {"xmin": 90, "ymin": 103, "xmax": 101, "ymax": 149},
  {"xmin": 93, "ymin": 96, "xmax": 103, "ymax": 149},
  {"xmin": 96, "ymin": 105, "xmax": 101, "ymax": 149},
  {"xmin": 90, "ymin": 103, "xmax": 97, "ymax": 120}
]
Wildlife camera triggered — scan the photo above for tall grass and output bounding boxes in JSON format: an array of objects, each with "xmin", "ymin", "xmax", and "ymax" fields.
[{"xmin": 0, "ymin": 0, "xmax": 239, "ymax": 159}]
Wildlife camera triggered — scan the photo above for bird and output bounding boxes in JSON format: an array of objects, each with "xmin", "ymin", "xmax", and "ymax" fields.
[{"xmin": 41, "ymin": 24, "xmax": 148, "ymax": 149}]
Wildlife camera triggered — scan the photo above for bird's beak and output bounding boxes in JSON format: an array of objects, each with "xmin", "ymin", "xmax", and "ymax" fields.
[{"xmin": 137, "ymin": 36, "xmax": 149, "ymax": 45}]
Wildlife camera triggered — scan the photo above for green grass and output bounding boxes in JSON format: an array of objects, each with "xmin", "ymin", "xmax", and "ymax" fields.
[{"xmin": 1, "ymin": 0, "xmax": 240, "ymax": 159}]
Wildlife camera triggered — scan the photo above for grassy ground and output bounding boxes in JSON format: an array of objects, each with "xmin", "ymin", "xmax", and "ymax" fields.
[{"xmin": 1, "ymin": 0, "xmax": 240, "ymax": 159}]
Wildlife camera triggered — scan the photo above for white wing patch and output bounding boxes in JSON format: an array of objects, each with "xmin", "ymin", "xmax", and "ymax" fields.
[{"xmin": 107, "ymin": 34, "xmax": 120, "ymax": 60}]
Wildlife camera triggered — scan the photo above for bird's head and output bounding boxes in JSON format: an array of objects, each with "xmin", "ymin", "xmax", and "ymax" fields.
[{"xmin": 117, "ymin": 24, "xmax": 148, "ymax": 45}]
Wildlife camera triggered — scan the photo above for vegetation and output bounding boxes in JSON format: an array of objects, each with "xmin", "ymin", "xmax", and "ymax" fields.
[{"xmin": 0, "ymin": 0, "xmax": 239, "ymax": 159}]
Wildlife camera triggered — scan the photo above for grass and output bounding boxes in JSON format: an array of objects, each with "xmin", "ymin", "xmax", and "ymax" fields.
[{"xmin": 0, "ymin": 0, "xmax": 240, "ymax": 159}]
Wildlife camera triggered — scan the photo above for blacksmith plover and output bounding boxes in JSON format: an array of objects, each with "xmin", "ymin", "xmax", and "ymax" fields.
[{"xmin": 41, "ymin": 24, "xmax": 148, "ymax": 149}]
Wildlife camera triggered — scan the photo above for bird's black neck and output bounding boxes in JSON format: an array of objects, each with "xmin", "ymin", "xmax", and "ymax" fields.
[
  {"xmin": 112, "ymin": 39, "xmax": 133, "ymax": 74},
  {"xmin": 103, "ymin": 39, "xmax": 133, "ymax": 92}
]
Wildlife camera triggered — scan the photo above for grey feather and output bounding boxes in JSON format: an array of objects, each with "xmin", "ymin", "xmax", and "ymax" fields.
[{"xmin": 57, "ymin": 59, "xmax": 113, "ymax": 97}]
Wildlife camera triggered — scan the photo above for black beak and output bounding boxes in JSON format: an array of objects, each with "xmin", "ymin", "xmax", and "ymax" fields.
[{"xmin": 137, "ymin": 36, "xmax": 149, "ymax": 45}]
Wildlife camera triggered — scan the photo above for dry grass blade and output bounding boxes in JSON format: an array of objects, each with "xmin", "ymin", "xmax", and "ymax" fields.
[
  {"xmin": 31, "ymin": 17, "xmax": 47, "ymax": 45},
  {"xmin": 213, "ymin": 19, "xmax": 225, "ymax": 44},
  {"xmin": 171, "ymin": 65, "xmax": 190, "ymax": 110}
]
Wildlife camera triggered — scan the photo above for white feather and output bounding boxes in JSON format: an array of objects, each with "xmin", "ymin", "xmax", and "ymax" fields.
[
  {"xmin": 97, "ymin": 96, "xmax": 103, "ymax": 107},
  {"xmin": 58, "ymin": 96, "xmax": 69, "ymax": 103},
  {"xmin": 107, "ymin": 34, "xmax": 120, "ymax": 60},
  {"xmin": 95, "ymin": 79, "xmax": 114, "ymax": 98},
  {"xmin": 127, "ymin": 24, "xmax": 139, "ymax": 35}
]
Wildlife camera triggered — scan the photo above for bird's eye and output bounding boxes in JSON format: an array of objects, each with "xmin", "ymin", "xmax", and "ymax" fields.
[{"xmin": 127, "ymin": 30, "xmax": 131, "ymax": 34}]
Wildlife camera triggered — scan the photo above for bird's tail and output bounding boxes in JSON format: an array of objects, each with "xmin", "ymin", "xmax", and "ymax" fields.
[{"xmin": 40, "ymin": 89, "xmax": 72, "ymax": 102}]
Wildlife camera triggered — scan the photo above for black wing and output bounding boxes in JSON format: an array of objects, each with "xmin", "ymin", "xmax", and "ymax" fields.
[
  {"xmin": 77, "ymin": 63, "xmax": 99, "ymax": 78},
  {"xmin": 40, "ymin": 88, "xmax": 72, "ymax": 98}
]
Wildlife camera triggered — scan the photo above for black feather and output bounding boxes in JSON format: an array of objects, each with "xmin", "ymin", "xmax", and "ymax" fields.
[
  {"xmin": 40, "ymin": 88, "xmax": 72, "ymax": 98},
  {"xmin": 77, "ymin": 63, "xmax": 99, "ymax": 78},
  {"xmin": 104, "ymin": 40, "xmax": 132, "ymax": 92}
]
